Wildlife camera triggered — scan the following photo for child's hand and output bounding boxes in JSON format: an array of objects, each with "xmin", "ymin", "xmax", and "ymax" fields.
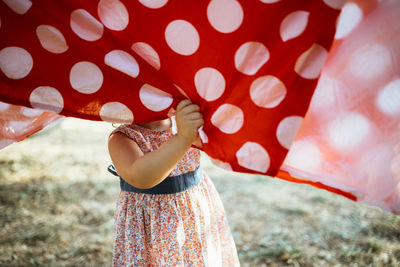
[{"xmin": 175, "ymin": 100, "xmax": 204, "ymax": 144}]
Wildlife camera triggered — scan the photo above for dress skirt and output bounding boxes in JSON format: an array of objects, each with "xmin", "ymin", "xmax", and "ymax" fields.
[{"xmin": 112, "ymin": 173, "xmax": 240, "ymax": 266}]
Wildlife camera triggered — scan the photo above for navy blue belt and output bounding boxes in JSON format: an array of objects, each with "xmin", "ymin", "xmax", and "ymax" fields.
[{"xmin": 107, "ymin": 164, "xmax": 202, "ymax": 194}]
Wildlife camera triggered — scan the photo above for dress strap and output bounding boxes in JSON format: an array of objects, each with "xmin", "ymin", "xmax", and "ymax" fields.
[{"xmin": 107, "ymin": 164, "xmax": 202, "ymax": 194}]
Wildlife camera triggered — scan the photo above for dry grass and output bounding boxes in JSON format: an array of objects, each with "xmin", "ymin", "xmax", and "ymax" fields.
[{"xmin": 0, "ymin": 118, "xmax": 399, "ymax": 266}]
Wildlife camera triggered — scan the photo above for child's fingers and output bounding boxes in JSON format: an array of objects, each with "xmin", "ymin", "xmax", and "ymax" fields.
[
  {"xmin": 192, "ymin": 118, "xmax": 204, "ymax": 128},
  {"xmin": 176, "ymin": 99, "xmax": 192, "ymax": 112},
  {"xmin": 186, "ymin": 111, "xmax": 203, "ymax": 120},
  {"xmin": 180, "ymin": 104, "xmax": 200, "ymax": 115}
]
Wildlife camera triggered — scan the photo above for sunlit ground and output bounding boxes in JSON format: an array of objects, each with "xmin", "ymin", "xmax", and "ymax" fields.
[{"xmin": 0, "ymin": 118, "xmax": 399, "ymax": 266}]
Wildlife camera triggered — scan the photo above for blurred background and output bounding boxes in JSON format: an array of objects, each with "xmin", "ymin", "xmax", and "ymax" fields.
[{"xmin": 0, "ymin": 118, "xmax": 399, "ymax": 266}]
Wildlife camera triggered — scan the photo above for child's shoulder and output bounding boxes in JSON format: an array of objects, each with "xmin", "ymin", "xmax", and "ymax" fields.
[
  {"xmin": 110, "ymin": 124, "xmax": 155, "ymax": 153},
  {"xmin": 111, "ymin": 124, "xmax": 142, "ymax": 139}
]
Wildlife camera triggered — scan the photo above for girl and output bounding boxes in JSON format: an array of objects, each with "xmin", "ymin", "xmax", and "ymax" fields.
[{"xmin": 108, "ymin": 100, "xmax": 240, "ymax": 266}]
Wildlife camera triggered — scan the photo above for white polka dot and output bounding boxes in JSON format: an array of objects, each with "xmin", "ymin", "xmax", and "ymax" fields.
[
  {"xmin": 323, "ymin": 0, "xmax": 346, "ymax": 10},
  {"xmin": 234, "ymin": 42, "xmax": 270, "ymax": 75},
  {"xmin": 167, "ymin": 113, "xmax": 178, "ymax": 134},
  {"xmin": 294, "ymin": 43, "xmax": 328, "ymax": 79},
  {"xmin": 3, "ymin": 0, "xmax": 32, "ymax": 15},
  {"xmin": 7, "ymin": 121, "xmax": 33, "ymax": 134},
  {"xmin": 194, "ymin": 68, "xmax": 225, "ymax": 101},
  {"xmin": 29, "ymin": 86, "xmax": 64, "ymax": 114},
  {"xmin": 211, "ymin": 104, "xmax": 244, "ymax": 134},
  {"xmin": 348, "ymin": 43, "xmax": 391, "ymax": 80},
  {"xmin": 0, "ymin": 47, "xmax": 33, "ymax": 79},
  {"xmin": 0, "ymin": 101, "xmax": 10, "ymax": 111},
  {"xmin": 280, "ymin": 11, "xmax": 309, "ymax": 42},
  {"xmin": 139, "ymin": 84, "xmax": 173, "ymax": 111},
  {"xmin": 165, "ymin": 20, "xmax": 200, "ymax": 56},
  {"xmin": 131, "ymin": 42, "xmax": 161, "ymax": 70},
  {"xmin": 70, "ymin": 61, "xmax": 103, "ymax": 94},
  {"xmin": 211, "ymin": 158, "xmax": 233, "ymax": 171},
  {"xmin": 309, "ymin": 74, "xmax": 339, "ymax": 110},
  {"xmin": 391, "ymin": 154, "xmax": 400, "ymax": 178},
  {"xmin": 328, "ymin": 113, "xmax": 370, "ymax": 151},
  {"xmin": 236, "ymin": 142, "xmax": 270, "ymax": 173},
  {"xmin": 250, "ymin": 75, "xmax": 286, "ymax": 108},
  {"xmin": 100, "ymin": 102, "xmax": 133, "ymax": 123},
  {"xmin": 207, "ymin": 0, "xmax": 243, "ymax": 34},
  {"xmin": 259, "ymin": 0, "xmax": 280, "ymax": 3},
  {"xmin": 70, "ymin": 9, "xmax": 104, "ymax": 41},
  {"xmin": 335, "ymin": 3, "xmax": 362, "ymax": 39},
  {"xmin": 97, "ymin": 0, "xmax": 129, "ymax": 31},
  {"xmin": 174, "ymin": 84, "xmax": 190, "ymax": 99},
  {"xmin": 0, "ymin": 139, "xmax": 14, "ymax": 149},
  {"xmin": 356, "ymin": 144, "xmax": 396, "ymax": 199},
  {"xmin": 284, "ymin": 140, "xmax": 322, "ymax": 172},
  {"xmin": 21, "ymin": 107, "xmax": 43, "ymax": 117},
  {"xmin": 276, "ymin": 116, "xmax": 303, "ymax": 149},
  {"xmin": 198, "ymin": 126, "xmax": 208, "ymax": 143},
  {"xmin": 36, "ymin": 25, "xmax": 68, "ymax": 54},
  {"xmin": 105, "ymin": 50, "xmax": 139, "ymax": 78},
  {"xmin": 376, "ymin": 78, "xmax": 400, "ymax": 116},
  {"xmin": 138, "ymin": 0, "xmax": 168, "ymax": 8}
]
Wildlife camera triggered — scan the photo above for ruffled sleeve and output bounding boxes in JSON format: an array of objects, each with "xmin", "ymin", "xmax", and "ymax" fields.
[{"xmin": 111, "ymin": 125, "xmax": 152, "ymax": 154}]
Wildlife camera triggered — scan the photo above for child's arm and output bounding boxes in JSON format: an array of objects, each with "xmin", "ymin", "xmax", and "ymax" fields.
[{"xmin": 108, "ymin": 100, "xmax": 203, "ymax": 189}]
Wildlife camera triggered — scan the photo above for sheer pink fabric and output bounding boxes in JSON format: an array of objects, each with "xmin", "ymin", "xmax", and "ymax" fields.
[
  {"xmin": 281, "ymin": 0, "xmax": 400, "ymax": 213},
  {"xmin": 0, "ymin": 102, "xmax": 61, "ymax": 149}
]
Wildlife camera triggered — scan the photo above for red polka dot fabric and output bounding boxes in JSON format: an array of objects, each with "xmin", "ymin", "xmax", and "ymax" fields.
[
  {"xmin": 0, "ymin": 0, "xmax": 399, "ymax": 213},
  {"xmin": 0, "ymin": 0, "xmax": 339, "ymax": 170}
]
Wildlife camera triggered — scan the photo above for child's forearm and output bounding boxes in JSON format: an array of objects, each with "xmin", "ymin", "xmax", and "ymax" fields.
[{"xmin": 124, "ymin": 134, "xmax": 192, "ymax": 189}]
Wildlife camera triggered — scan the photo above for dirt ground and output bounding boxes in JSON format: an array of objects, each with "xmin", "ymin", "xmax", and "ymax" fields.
[{"xmin": 0, "ymin": 118, "xmax": 399, "ymax": 267}]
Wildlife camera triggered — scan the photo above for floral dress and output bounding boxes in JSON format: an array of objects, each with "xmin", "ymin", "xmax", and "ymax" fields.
[{"xmin": 111, "ymin": 124, "xmax": 239, "ymax": 266}]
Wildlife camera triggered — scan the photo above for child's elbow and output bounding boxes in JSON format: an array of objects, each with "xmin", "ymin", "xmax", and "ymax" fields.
[{"xmin": 123, "ymin": 174, "xmax": 154, "ymax": 189}]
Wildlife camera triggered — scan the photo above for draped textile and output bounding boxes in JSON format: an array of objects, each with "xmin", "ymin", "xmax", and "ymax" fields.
[
  {"xmin": 0, "ymin": 0, "xmax": 399, "ymax": 213},
  {"xmin": 281, "ymin": 0, "xmax": 400, "ymax": 213}
]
